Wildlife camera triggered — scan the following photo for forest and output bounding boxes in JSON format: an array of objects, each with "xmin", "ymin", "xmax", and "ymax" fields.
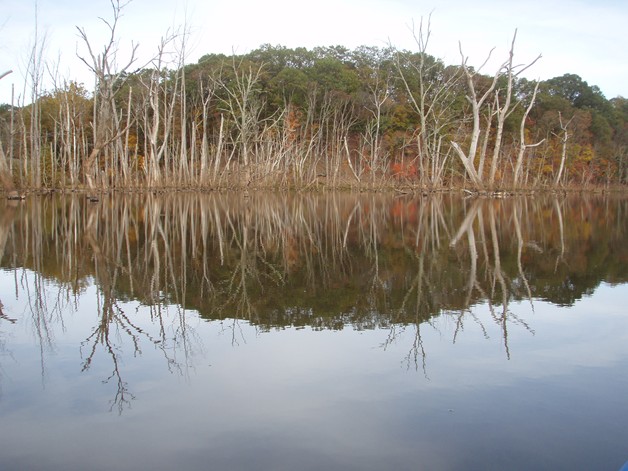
[{"xmin": 0, "ymin": 3, "xmax": 627, "ymax": 194}]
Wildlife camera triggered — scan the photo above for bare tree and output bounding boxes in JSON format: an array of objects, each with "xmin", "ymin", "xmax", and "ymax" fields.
[
  {"xmin": 353, "ymin": 46, "xmax": 393, "ymax": 186},
  {"xmin": 395, "ymin": 16, "xmax": 461, "ymax": 188},
  {"xmin": 21, "ymin": 3, "xmax": 48, "ymax": 189},
  {"xmin": 451, "ymin": 44, "xmax": 503, "ymax": 189},
  {"xmin": 553, "ymin": 112, "xmax": 573, "ymax": 187},
  {"xmin": 76, "ymin": 0, "xmax": 139, "ymax": 191},
  {"xmin": 513, "ymin": 80, "xmax": 544, "ymax": 186},
  {"xmin": 139, "ymin": 31, "xmax": 181, "ymax": 186},
  {"xmin": 452, "ymin": 32, "xmax": 541, "ymax": 190},
  {"xmin": 216, "ymin": 58, "xmax": 265, "ymax": 186},
  {"xmin": 488, "ymin": 31, "xmax": 541, "ymax": 186},
  {"xmin": 0, "ymin": 69, "xmax": 16, "ymax": 195},
  {"xmin": 0, "ymin": 143, "xmax": 17, "ymax": 197}
]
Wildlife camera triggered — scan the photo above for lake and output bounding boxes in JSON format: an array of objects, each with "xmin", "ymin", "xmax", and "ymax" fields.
[{"xmin": 0, "ymin": 192, "xmax": 627, "ymax": 471}]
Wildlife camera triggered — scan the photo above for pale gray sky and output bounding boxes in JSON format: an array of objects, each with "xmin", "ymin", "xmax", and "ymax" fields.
[{"xmin": 1, "ymin": 0, "xmax": 626, "ymax": 104}]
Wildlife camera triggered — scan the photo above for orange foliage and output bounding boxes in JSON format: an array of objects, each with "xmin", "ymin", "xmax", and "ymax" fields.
[
  {"xmin": 285, "ymin": 105, "xmax": 302, "ymax": 144},
  {"xmin": 391, "ymin": 161, "xmax": 417, "ymax": 179}
]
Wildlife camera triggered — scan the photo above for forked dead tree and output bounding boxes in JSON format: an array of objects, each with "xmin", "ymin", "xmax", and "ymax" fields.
[
  {"xmin": 553, "ymin": 112, "xmax": 574, "ymax": 186},
  {"xmin": 488, "ymin": 30, "xmax": 541, "ymax": 186},
  {"xmin": 452, "ymin": 31, "xmax": 541, "ymax": 189},
  {"xmin": 76, "ymin": 0, "xmax": 139, "ymax": 191},
  {"xmin": 513, "ymin": 80, "xmax": 544, "ymax": 186},
  {"xmin": 451, "ymin": 45, "xmax": 503, "ymax": 189}
]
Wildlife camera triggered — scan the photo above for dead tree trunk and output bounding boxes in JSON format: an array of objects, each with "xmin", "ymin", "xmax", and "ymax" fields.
[
  {"xmin": 0, "ymin": 142, "xmax": 17, "ymax": 196},
  {"xmin": 513, "ymin": 81, "xmax": 544, "ymax": 186},
  {"xmin": 0, "ymin": 71, "xmax": 15, "ymax": 195},
  {"xmin": 76, "ymin": 0, "xmax": 138, "ymax": 191},
  {"xmin": 140, "ymin": 34, "xmax": 181, "ymax": 186},
  {"xmin": 490, "ymin": 31, "xmax": 541, "ymax": 187},
  {"xmin": 452, "ymin": 32, "xmax": 540, "ymax": 190},
  {"xmin": 451, "ymin": 44, "xmax": 503, "ymax": 189},
  {"xmin": 554, "ymin": 112, "xmax": 573, "ymax": 187}
]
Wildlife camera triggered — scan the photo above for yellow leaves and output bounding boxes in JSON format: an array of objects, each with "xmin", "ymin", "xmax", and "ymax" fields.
[
  {"xmin": 135, "ymin": 154, "xmax": 145, "ymax": 172},
  {"xmin": 576, "ymin": 145, "xmax": 594, "ymax": 163},
  {"xmin": 127, "ymin": 134, "xmax": 138, "ymax": 149}
]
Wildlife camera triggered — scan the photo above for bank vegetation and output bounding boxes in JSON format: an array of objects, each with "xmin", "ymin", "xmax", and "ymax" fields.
[{"xmin": 1, "ymin": 3, "xmax": 627, "ymax": 195}]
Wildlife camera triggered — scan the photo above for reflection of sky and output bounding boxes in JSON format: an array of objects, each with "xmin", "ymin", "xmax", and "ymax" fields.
[{"xmin": 0, "ymin": 271, "xmax": 627, "ymax": 470}]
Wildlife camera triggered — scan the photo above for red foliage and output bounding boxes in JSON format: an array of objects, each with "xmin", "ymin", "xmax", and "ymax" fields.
[{"xmin": 391, "ymin": 161, "xmax": 417, "ymax": 179}]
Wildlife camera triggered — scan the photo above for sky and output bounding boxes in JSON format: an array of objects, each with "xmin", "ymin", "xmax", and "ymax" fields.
[{"xmin": 0, "ymin": 0, "xmax": 627, "ymax": 104}]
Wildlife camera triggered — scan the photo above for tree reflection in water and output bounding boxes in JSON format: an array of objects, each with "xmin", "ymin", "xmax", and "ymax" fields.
[{"xmin": 0, "ymin": 192, "xmax": 626, "ymax": 410}]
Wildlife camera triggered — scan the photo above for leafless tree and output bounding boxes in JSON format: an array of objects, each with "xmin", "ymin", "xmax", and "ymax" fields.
[
  {"xmin": 452, "ymin": 31, "xmax": 540, "ymax": 189},
  {"xmin": 76, "ymin": 0, "xmax": 139, "ymax": 191},
  {"xmin": 488, "ymin": 31, "xmax": 541, "ymax": 186},
  {"xmin": 138, "ymin": 31, "xmax": 181, "ymax": 186},
  {"xmin": 513, "ymin": 80, "xmax": 544, "ymax": 186},
  {"xmin": 451, "ymin": 45, "xmax": 503, "ymax": 189},
  {"xmin": 216, "ymin": 58, "xmax": 265, "ymax": 186},
  {"xmin": 0, "ymin": 71, "xmax": 16, "ymax": 195},
  {"xmin": 396, "ymin": 16, "xmax": 461, "ymax": 188},
  {"xmin": 553, "ymin": 112, "xmax": 573, "ymax": 187}
]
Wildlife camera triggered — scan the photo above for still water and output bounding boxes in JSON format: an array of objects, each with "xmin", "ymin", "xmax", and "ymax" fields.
[{"xmin": 0, "ymin": 192, "xmax": 627, "ymax": 471}]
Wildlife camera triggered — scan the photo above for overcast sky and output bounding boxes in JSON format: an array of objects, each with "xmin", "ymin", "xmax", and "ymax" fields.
[{"xmin": 1, "ymin": 0, "xmax": 626, "ymax": 104}]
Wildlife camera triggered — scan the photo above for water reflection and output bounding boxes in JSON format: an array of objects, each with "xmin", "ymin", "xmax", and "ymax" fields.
[{"xmin": 0, "ymin": 193, "xmax": 627, "ymax": 410}]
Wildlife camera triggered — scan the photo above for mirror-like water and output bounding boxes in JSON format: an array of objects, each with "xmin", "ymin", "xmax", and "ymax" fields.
[{"xmin": 0, "ymin": 193, "xmax": 627, "ymax": 471}]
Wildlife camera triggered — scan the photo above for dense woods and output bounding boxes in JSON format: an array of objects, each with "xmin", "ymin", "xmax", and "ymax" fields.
[{"xmin": 0, "ymin": 5, "xmax": 627, "ymax": 193}]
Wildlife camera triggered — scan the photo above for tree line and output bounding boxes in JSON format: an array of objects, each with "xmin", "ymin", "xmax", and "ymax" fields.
[{"xmin": 0, "ymin": 4, "xmax": 626, "ymax": 193}]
